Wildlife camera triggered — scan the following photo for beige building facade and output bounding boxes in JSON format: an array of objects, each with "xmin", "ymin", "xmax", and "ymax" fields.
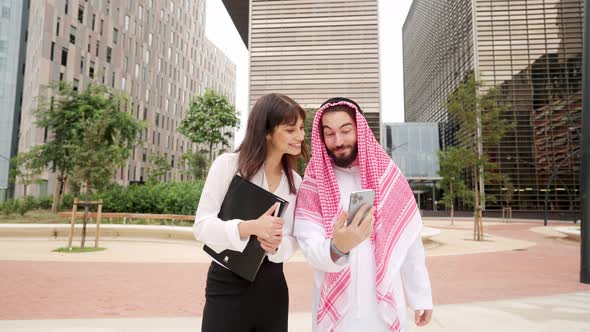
[
  {"xmin": 18, "ymin": 0, "xmax": 236, "ymax": 197},
  {"xmin": 248, "ymin": 0, "xmax": 382, "ymax": 139}
]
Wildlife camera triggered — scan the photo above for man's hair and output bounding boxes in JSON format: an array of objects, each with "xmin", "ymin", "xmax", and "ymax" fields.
[{"xmin": 318, "ymin": 97, "xmax": 363, "ymax": 138}]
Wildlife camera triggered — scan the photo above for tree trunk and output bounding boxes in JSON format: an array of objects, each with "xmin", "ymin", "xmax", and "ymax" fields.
[
  {"xmin": 23, "ymin": 184, "xmax": 28, "ymax": 197},
  {"xmin": 473, "ymin": 165, "xmax": 481, "ymax": 241},
  {"xmin": 51, "ymin": 174, "xmax": 62, "ymax": 213},
  {"xmin": 59, "ymin": 176, "xmax": 67, "ymax": 207},
  {"xmin": 472, "ymin": 167, "xmax": 484, "ymax": 241},
  {"xmin": 209, "ymin": 142, "xmax": 214, "ymax": 168},
  {"xmin": 449, "ymin": 182, "xmax": 455, "ymax": 226},
  {"xmin": 80, "ymin": 180, "xmax": 89, "ymax": 249}
]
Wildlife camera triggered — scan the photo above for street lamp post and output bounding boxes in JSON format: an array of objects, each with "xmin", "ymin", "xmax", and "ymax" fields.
[{"xmin": 581, "ymin": 0, "xmax": 590, "ymax": 284}]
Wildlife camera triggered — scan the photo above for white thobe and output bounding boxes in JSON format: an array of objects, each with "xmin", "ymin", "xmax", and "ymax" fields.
[
  {"xmin": 193, "ymin": 153, "xmax": 301, "ymax": 263},
  {"xmin": 294, "ymin": 166, "xmax": 433, "ymax": 332}
]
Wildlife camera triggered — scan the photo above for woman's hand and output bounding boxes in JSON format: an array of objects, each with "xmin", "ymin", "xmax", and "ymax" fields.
[{"xmin": 238, "ymin": 203, "xmax": 284, "ymax": 253}]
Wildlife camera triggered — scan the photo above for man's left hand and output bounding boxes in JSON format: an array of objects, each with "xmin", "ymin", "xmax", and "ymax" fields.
[{"xmin": 414, "ymin": 309, "xmax": 433, "ymax": 326}]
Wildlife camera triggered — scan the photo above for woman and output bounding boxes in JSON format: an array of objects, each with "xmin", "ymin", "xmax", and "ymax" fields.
[{"xmin": 194, "ymin": 93, "xmax": 308, "ymax": 332}]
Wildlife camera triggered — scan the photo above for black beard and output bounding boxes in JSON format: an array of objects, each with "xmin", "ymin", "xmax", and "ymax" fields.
[{"xmin": 327, "ymin": 145, "xmax": 358, "ymax": 168}]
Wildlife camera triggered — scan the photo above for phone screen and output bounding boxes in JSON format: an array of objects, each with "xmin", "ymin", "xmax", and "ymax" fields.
[{"xmin": 347, "ymin": 189, "xmax": 375, "ymax": 225}]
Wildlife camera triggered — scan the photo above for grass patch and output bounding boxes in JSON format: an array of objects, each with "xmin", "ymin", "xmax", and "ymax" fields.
[
  {"xmin": 0, "ymin": 209, "xmax": 194, "ymax": 226},
  {"xmin": 0, "ymin": 210, "xmax": 64, "ymax": 224},
  {"xmin": 53, "ymin": 247, "xmax": 107, "ymax": 253}
]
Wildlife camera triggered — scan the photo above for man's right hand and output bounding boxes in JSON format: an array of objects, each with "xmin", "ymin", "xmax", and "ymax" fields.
[{"xmin": 331, "ymin": 205, "xmax": 375, "ymax": 257}]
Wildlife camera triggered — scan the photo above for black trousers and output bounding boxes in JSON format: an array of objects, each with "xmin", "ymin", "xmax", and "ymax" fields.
[{"xmin": 201, "ymin": 257, "xmax": 289, "ymax": 332}]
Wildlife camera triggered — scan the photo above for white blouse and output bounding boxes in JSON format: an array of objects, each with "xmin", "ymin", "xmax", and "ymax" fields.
[{"xmin": 193, "ymin": 153, "xmax": 302, "ymax": 263}]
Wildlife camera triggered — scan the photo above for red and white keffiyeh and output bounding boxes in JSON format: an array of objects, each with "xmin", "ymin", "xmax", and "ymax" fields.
[{"xmin": 295, "ymin": 101, "xmax": 421, "ymax": 331}]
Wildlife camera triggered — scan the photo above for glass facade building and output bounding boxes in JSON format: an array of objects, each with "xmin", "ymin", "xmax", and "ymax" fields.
[
  {"xmin": 384, "ymin": 123, "xmax": 440, "ymax": 178},
  {"xmin": 0, "ymin": 0, "xmax": 28, "ymax": 200},
  {"xmin": 403, "ymin": 0, "xmax": 584, "ymax": 212},
  {"xmin": 383, "ymin": 122, "xmax": 441, "ymax": 210}
]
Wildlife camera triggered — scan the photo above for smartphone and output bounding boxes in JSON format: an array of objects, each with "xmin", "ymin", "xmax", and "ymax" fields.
[{"xmin": 347, "ymin": 189, "xmax": 375, "ymax": 225}]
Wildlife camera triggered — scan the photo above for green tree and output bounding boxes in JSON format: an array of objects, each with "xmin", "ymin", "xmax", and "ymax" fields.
[
  {"xmin": 9, "ymin": 149, "xmax": 44, "ymax": 197},
  {"xmin": 147, "ymin": 154, "xmax": 172, "ymax": 183},
  {"xmin": 33, "ymin": 81, "xmax": 81, "ymax": 212},
  {"xmin": 445, "ymin": 73, "xmax": 514, "ymax": 240},
  {"xmin": 181, "ymin": 150, "xmax": 208, "ymax": 180},
  {"xmin": 177, "ymin": 89, "xmax": 240, "ymax": 165},
  {"xmin": 297, "ymin": 108, "xmax": 316, "ymax": 176},
  {"xmin": 66, "ymin": 83, "xmax": 144, "ymax": 247},
  {"xmin": 438, "ymin": 147, "xmax": 470, "ymax": 225}
]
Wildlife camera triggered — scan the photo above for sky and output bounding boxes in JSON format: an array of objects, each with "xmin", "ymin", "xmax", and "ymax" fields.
[{"xmin": 205, "ymin": 0, "xmax": 415, "ymax": 143}]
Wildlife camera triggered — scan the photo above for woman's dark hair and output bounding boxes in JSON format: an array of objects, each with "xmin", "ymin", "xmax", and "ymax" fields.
[{"xmin": 236, "ymin": 93, "xmax": 309, "ymax": 194}]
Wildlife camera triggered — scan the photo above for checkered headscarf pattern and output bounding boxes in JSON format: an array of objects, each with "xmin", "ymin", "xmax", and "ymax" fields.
[{"xmin": 295, "ymin": 101, "xmax": 420, "ymax": 331}]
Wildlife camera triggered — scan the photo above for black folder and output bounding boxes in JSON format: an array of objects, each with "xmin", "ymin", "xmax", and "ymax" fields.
[{"xmin": 203, "ymin": 175, "xmax": 289, "ymax": 282}]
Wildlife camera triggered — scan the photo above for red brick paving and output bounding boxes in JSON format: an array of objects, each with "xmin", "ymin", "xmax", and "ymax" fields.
[
  {"xmin": 427, "ymin": 222, "xmax": 589, "ymax": 304},
  {"xmin": 0, "ymin": 261, "xmax": 314, "ymax": 320},
  {"xmin": 0, "ymin": 222, "xmax": 588, "ymax": 320}
]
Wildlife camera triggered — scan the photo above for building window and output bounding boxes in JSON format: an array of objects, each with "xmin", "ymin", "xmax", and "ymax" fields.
[
  {"xmin": 78, "ymin": 5, "xmax": 84, "ymax": 23},
  {"xmin": 148, "ymin": 33, "xmax": 152, "ymax": 46},
  {"xmin": 100, "ymin": 19, "xmax": 104, "ymax": 35},
  {"xmin": 121, "ymin": 77, "xmax": 126, "ymax": 90},
  {"xmin": 65, "ymin": 0, "xmax": 69, "ymax": 14},
  {"xmin": 96, "ymin": 40, "xmax": 99, "ymax": 56},
  {"xmin": 73, "ymin": 79, "xmax": 79, "ymax": 91},
  {"xmin": 111, "ymin": 72, "xmax": 116, "ymax": 88},
  {"xmin": 92, "ymin": 14, "xmax": 96, "ymax": 30},
  {"xmin": 124, "ymin": 15, "xmax": 129, "ymax": 31},
  {"xmin": 89, "ymin": 61, "xmax": 95, "ymax": 78},
  {"xmin": 69, "ymin": 26, "xmax": 76, "ymax": 44},
  {"xmin": 138, "ymin": 5, "xmax": 143, "ymax": 19},
  {"xmin": 80, "ymin": 56, "xmax": 84, "ymax": 72},
  {"xmin": 1, "ymin": 6, "xmax": 9, "ymax": 18},
  {"xmin": 50, "ymin": 42, "xmax": 55, "ymax": 61},
  {"xmin": 56, "ymin": 17, "xmax": 60, "ymax": 36},
  {"xmin": 113, "ymin": 28, "xmax": 118, "ymax": 44},
  {"xmin": 106, "ymin": 47, "xmax": 112, "ymax": 63},
  {"xmin": 61, "ymin": 47, "xmax": 68, "ymax": 66},
  {"xmin": 145, "ymin": 50, "xmax": 149, "ymax": 64}
]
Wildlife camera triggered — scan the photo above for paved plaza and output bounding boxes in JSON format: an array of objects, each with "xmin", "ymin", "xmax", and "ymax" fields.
[{"xmin": 0, "ymin": 218, "xmax": 589, "ymax": 331}]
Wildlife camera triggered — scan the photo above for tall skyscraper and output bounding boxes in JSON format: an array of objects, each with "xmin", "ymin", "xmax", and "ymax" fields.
[
  {"xmin": 222, "ymin": 0, "xmax": 382, "ymax": 139},
  {"xmin": 17, "ymin": 0, "xmax": 236, "ymax": 197},
  {"xmin": 0, "ymin": 0, "xmax": 29, "ymax": 200},
  {"xmin": 403, "ymin": 0, "xmax": 584, "ymax": 211}
]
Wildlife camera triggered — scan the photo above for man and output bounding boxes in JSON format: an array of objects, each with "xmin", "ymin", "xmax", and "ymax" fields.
[{"xmin": 294, "ymin": 97, "xmax": 433, "ymax": 332}]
